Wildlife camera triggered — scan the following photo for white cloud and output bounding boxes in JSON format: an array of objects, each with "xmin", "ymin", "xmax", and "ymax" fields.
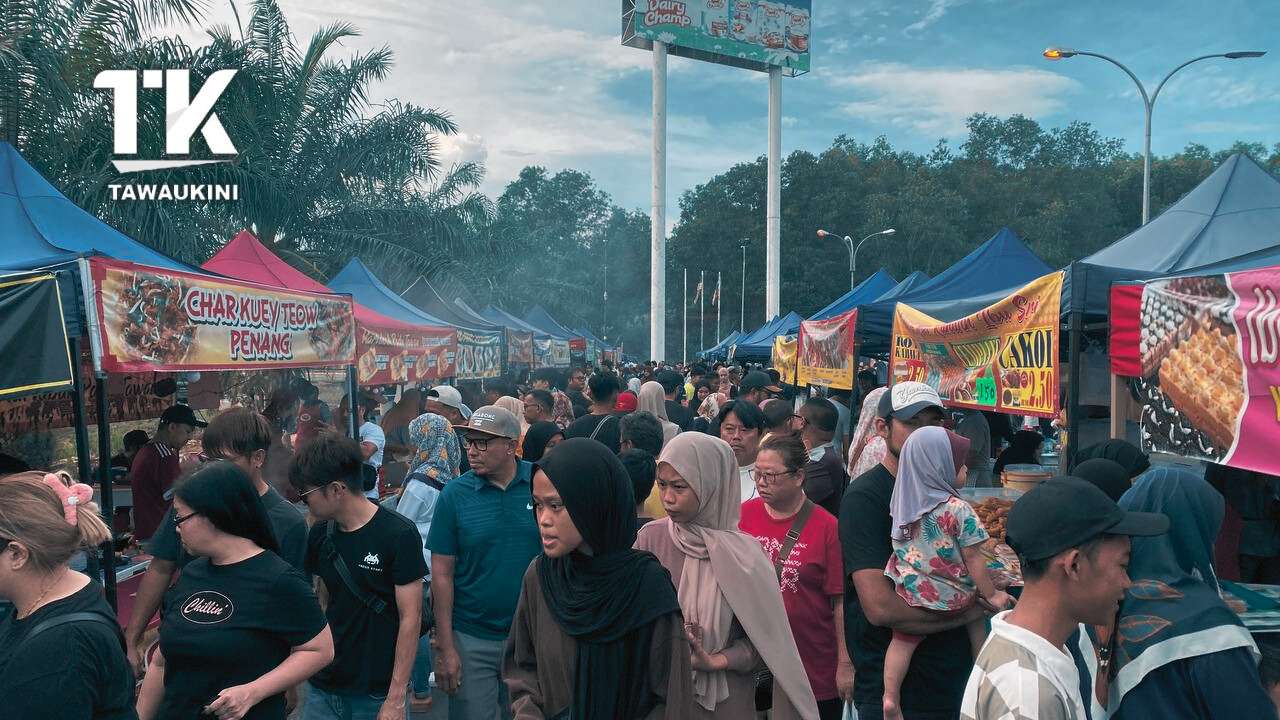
[
  {"xmin": 829, "ymin": 63, "xmax": 1081, "ymax": 136},
  {"xmin": 904, "ymin": 0, "xmax": 965, "ymax": 34}
]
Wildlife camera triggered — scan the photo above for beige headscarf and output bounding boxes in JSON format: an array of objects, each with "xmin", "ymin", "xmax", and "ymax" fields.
[
  {"xmin": 848, "ymin": 387, "xmax": 889, "ymax": 478},
  {"xmin": 657, "ymin": 433, "xmax": 818, "ymax": 720},
  {"xmin": 638, "ymin": 380, "xmax": 681, "ymax": 446},
  {"xmin": 494, "ymin": 395, "xmax": 529, "ymax": 434}
]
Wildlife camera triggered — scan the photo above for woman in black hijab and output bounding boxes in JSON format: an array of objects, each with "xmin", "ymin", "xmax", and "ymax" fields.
[
  {"xmin": 1073, "ymin": 458, "xmax": 1132, "ymax": 502},
  {"xmin": 503, "ymin": 438, "xmax": 693, "ymax": 719},
  {"xmin": 993, "ymin": 430, "xmax": 1043, "ymax": 478},
  {"xmin": 1070, "ymin": 439, "xmax": 1151, "ymax": 479},
  {"xmin": 521, "ymin": 421, "xmax": 564, "ymax": 463}
]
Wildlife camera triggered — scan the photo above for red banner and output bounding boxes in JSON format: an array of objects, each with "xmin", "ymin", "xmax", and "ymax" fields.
[
  {"xmin": 797, "ymin": 309, "xmax": 858, "ymax": 389},
  {"xmin": 87, "ymin": 258, "xmax": 356, "ymax": 373},
  {"xmin": 355, "ymin": 323, "xmax": 456, "ymax": 386}
]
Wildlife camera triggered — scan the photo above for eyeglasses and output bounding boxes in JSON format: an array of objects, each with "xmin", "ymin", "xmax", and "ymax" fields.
[
  {"xmin": 464, "ymin": 437, "xmax": 492, "ymax": 451},
  {"xmin": 751, "ymin": 469, "xmax": 796, "ymax": 485},
  {"xmin": 298, "ymin": 484, "xmax": 331, "ymax": 503},
  {"xmin": 174, "ymin": 511, "xmax": 199, "ymax": 526}
]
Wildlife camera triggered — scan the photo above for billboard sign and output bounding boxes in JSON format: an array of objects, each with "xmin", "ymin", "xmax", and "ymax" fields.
[{"xmin": 623, "ymin": 0, "xmax": 811, "ymax": 76}]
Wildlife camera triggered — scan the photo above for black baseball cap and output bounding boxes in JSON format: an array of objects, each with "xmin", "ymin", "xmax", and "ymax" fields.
[
  {"xmin": 740, "ymin": 370, "xmax": 782, "ymax": 394},
  {"xmin": 160, "ymin": 404, "xmax": 207, "ymax": 428},
  {"xmin": 1006, "ymin": 476, "xmax": 1169, "ymax": 561}
]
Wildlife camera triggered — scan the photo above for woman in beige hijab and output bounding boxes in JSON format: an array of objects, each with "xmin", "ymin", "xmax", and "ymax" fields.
[
  {"xmin": 635, "ymin": 432, "xmax": 819, "ymax": 720},
  {"xmin": 638, "ymin": 380, "xmax": 681, "ymax": 446}
]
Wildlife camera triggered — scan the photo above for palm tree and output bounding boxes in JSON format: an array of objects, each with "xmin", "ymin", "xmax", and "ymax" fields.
[{"xmin": 3, "ymin": 0, "xmax": 491, "ymax": 285}]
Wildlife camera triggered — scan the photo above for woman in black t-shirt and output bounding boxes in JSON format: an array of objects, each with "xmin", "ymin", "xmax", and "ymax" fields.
[
  {"xmin": 136, "ymin": 462, "xmax": 332, "ymax": 720},
  {"xmin": 0, "ymin": 471, "xmax": 133, "ymax": 720}
]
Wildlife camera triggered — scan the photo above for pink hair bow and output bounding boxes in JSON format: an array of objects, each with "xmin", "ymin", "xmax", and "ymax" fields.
[{"xmin": 42, "ymin": 473, "xmax": 94, "ymax": 526}]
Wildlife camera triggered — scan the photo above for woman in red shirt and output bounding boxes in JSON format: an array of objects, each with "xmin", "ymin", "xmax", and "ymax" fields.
[{"xmin": 739, "ymin": 432, "xmax": 853, "ymax": 719}]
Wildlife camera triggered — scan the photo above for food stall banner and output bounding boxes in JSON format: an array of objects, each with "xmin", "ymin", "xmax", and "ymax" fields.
[
  {"xmin": 0, "ymin": 273, "xmax": 73, "ymax": 397},
  {"xmin": 0, "ymin": 369, "xmax": 219, "ymax": 439},
  {"xmin": 1128, "ymin": 269, "xmax": 1280, "ymax": 475},
  {"xmin": 533, "ymin": 338, "xmax": 571, "ymax": 369},
  {"xmin": 356, "ymin": 323, "xmax": 456, "ymax": 386},
  {"xmin": 797, "ymin": 308, "xmax": 857, "ymax": 389},
  {"xmin": 507, "ymin": 330, "xmax": 534, "ymax": 365},
  {"xmin": 455, "ymin": 330, "xmax": 502, "ymax": 381},
  {"xmin": 771, "ymin": 335, "xmax": 798, "ymax": 386},
  {"xmin": 624, "ymin": 0, "xmax": 811, "ymax": 77},
  {"xmin": 85, "ymin": 257, "xmax": 356, "ymax": 373},
  {"xmin": 891, "ymin": 271, "xmax": 1063, "ymax": 418}
]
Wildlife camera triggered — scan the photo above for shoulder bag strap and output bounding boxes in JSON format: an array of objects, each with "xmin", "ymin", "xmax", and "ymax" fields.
[
  {"xmin": 15, "ymin": 611, "xmax": 123, "ymax": 655},
  {"xmin": 773, "ymin": 499, "xmax": 816, "ymax": 582},
  {"xmin": 323, "ymin": 521, "xmax": 389, "ymax": 615},
  {"xmin": 589, "ymin": 414, "xmax": 615, "ymax": 442}
]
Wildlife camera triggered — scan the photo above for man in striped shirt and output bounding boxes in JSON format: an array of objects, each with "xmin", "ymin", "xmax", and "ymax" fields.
[{"xmin": 962, "ymin": 477, "xmax": 1168, "ymax": 720}]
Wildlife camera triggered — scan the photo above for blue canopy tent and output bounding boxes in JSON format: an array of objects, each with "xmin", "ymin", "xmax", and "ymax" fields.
[
  {"xmin": 733, "ymin": 311, "xmax": 803, "ymax": 360},
  {"xmin": 858, "ymin": 228, "xmax": 1053, "ymax": 353},
  {"xmin": 523, "ymin": 305, "xmax": 581, "ymax": 341},
  {"xmin": 808, "ymin": 268, "xmax": 898, "ymax": 321},
  {"xmin": 1, "ymin": 142, "xmax": 194, "ymax": 335},
  {"xmin": 476, "ymin": 304, "xmax": 551, "ymax": 338},
  {"xmin": 874, "ymin": 270, "xmax": 931, "ymax": 302},
  {"xmin": 698, "ymin": 330, "xmax": 741, "ymax": 360},
  {"xmin": 328, "ymin": 258, "xmax": 456, "ymax": 328},
  {"xmin": 1059, "ymin": 153, "xmax": 1280, "ymax": 464},
  {"xmin": 399, "ymin": 276, "xmax": 503, "ymax": 333}
]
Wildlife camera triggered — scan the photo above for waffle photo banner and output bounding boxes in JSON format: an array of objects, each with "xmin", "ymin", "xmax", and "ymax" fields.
[
  {"xmin": 1120, "ymin": 269, "xmax": 1280, "ymax": 475},
  {"xmin": 891, "ymin": 272, "xmax": 1063, "ymax": 418}
]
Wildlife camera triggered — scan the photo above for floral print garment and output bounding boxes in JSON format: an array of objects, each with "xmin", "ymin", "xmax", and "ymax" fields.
[
  {"xmin": 407, "ymin": 412, "xmax": 461, "ymax": 482},
  {"xmin": 885, "ymin": 496, "xmax": 990, "ymax": 611}
]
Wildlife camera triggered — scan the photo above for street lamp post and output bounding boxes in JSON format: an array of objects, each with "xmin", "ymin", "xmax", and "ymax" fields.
[
  {"xmin": 739, "ymin": 242, "xmax": 747, "ymax": 331},
  {"xmin": 817, "ymin": 228, "xmax": 896, "ymax": 290},
  {"xmin": 1043, "ymin": 47, "xmax": 1265, "ymax": 224}
]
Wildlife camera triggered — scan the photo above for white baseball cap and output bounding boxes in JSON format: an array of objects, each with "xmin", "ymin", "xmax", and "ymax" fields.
[
  {"xmin": 878, "ymin": 381, "xmax": 944, "ymax": 420},
  {"xmin": 427, "ymin": 385, "xmax": 463, "ymax": 411}
]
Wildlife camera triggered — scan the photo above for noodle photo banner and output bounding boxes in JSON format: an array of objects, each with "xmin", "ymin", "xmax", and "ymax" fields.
[
  {"xmin": 86, "ymin": 257, "xmax": 357, "ymax": 373},
  {"xmin": 455, "ymin": 330, "xmax": 502, "ymax": 381},
  {"xmin": 507, "ymin": 330, "xmax": 534, "ymax": 365},
  {"xmin": 355, "ymin": 323, "xmax": 456, "ymax": 386},
  {"xmin": 797, "ymin": 308, "xmax": 857, "ymax": 389},
  {"xmin": 891, "ymin": 271, "xmax": 1063, "ymax": 418},
  {"xmin": 772, "ymin": 335, "xmax": 798, "ymax": 386}
]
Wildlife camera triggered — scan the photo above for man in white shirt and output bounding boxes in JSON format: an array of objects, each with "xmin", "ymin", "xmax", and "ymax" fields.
[
  {"xmin": 716, "ymin": 399, "xmax": 766, "ymax": 502},
  {"xmin": 962, "ymin": 478, "xmax": 1168, "ymax": 720}
]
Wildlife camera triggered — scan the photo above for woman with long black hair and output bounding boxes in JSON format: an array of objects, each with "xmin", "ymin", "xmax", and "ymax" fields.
[
  {"xmin": 503, "ymin": 438, "xmax": 693, "ymax": 718},
  {"xmin": 136, "ymin": 461, "xmax": 333, "ymax": 720}
]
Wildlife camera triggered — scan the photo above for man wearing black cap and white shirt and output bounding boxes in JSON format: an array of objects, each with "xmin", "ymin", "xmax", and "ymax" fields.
[
  {"xmin": 738, "ymin": 369, "xmax": 782, "ymax": 407},
  {"xmin": 427, "ymin": 384, "xmax": 471, "ymax": 474},
  {"xmin": 962, "ymin": 477, "xmax": 1168, "ymax": 720},
  {"xmin": 129, "ymin": 404, "xmax": 206, "ymax": 541},
  {"xmin": 839, "ymin": 381, "xmax": 984, "ymax": 719},
  {"xmin": 428, "ymin": 405, "xmax": 541, "ymax": 720}
]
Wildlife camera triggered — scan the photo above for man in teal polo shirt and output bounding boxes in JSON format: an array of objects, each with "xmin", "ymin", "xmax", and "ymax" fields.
[{"xmin": 428, "ymin": 405, "xmax": 540, "ymax": 720}]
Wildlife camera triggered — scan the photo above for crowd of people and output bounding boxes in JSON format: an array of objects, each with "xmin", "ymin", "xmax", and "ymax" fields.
[{"xmin": 1, "ymin": 360, "xmax": 1280, "ymax": 720}]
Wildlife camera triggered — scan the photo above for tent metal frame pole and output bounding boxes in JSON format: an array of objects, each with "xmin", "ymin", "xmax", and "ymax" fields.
[
  {"xmin": 67, "ymin": 335, "xmax": 101, "ymax": 582},
  {"xmin": 95, "ymin": 373, "xmax": 117, "ymax": 610},
  {"xmin": 1066, "ymin": 305, "xmax": 1084, "ymax": 471},
  {"xmin": 346, "ymin": 367, "xmax": 359, "ymax": 441}
]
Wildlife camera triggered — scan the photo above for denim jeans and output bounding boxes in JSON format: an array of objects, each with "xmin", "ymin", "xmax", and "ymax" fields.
[
  {"xmin": 447, "ymin": 630, "xmax": 510, "ymax": 720},
  {"xmin": 303, "ymin": 682, "xmax": 411, "ymax": 720}
]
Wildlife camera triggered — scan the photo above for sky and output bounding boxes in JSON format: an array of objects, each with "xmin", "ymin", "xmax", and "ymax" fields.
[{"xmin": 180, "ymin": 0, "xmax": 1278, "ymax": 217}]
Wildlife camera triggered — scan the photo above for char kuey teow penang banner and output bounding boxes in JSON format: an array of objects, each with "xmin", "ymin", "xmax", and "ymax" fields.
[
  {"xmin": 892, "ymin": 271, "xmax": 1063, "ymax": 418},
  {"xmin": 1125, "ymin": 270, "xmax": 1280, "ymax": 474},
  {"xmin": 356, "ymin": 324, "xmax": 455, "ymax": 386},
  {"xmin": 85, "ymin": 257, "xmax": 356, "ymax": 373},
  {"xmin": 455, "ymin": 330, "xmax": 502, "ymax": 381},
  {"xmin": 771, "ymin": 335, "xmax": 797, "ymax": 385},
  {"xmin": 797, "ymin": 308, "xmax": 857, "ymax": 389}
]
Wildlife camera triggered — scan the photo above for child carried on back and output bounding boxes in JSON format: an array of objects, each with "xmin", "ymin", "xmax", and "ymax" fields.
[{"xmin": 882, "ymin": 425, "xmax": 1012, "ymax": 720}]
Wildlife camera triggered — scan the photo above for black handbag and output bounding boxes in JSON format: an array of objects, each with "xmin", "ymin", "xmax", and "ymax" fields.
[{"xmin": 322, "ymin": 521, "xmax": 432, "ymax": 635}]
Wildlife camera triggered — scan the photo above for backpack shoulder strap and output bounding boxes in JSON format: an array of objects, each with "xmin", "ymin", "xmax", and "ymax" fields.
[{"xmin": 16, "ymin": 611, "xmax": 122, "ymax": 654}]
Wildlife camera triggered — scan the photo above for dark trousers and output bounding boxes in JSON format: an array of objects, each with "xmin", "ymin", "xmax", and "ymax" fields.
[
  {"xmin": 855, "ymin": 705, "xmax": 959, "ymax": 720},
  {"xmin": 817, "ymin": 698, "xmax": 844, "ymax": 720}
]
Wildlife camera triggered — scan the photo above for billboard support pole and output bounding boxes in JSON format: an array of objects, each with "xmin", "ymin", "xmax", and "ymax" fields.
[
  {"xmin": 650, "ymin": 41, "xmax": 668, "ymax": 362},
  {"xmin": 766, "ymin": 66, "xmax": 782, "ymax": 320},
  {"xmin": 682, "ymin": 267, "xmax": 687, "ymax": 365}
]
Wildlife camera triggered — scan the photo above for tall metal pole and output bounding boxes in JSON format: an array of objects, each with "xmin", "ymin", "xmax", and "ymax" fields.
[
  {"xmin": 95, "ymin": 374, "xmax": 117, "ymax": 610},
  {"xmin": 766, "ymin": 67, "xmax": 782, "ymax": 319},
  {"xmin": 682, "ymin": 268, "xmax": 688, "ymax": 365},
  {"xmin": 739, "ymin": 243, "xmax": 746, "ymax": 331},
  {"xmin": 846, "ymin": 237, "xmax": 856, "ymax": 291},
  {"xmin": 716, "ymin": 271, "xmax": 721, "ymax": 347},
  {"xmin": 650, "ymin": 41, "xmax": 668, "ymax": 361},
  {"xmin": 699, "ymin": 269, "xmax": 705, "ymax": 354}
]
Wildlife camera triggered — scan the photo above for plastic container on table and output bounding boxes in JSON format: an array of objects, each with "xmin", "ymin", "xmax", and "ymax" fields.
[{"xmin": 1001, "ymin": 463, "xmax": 1052, "ymax": 493}]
